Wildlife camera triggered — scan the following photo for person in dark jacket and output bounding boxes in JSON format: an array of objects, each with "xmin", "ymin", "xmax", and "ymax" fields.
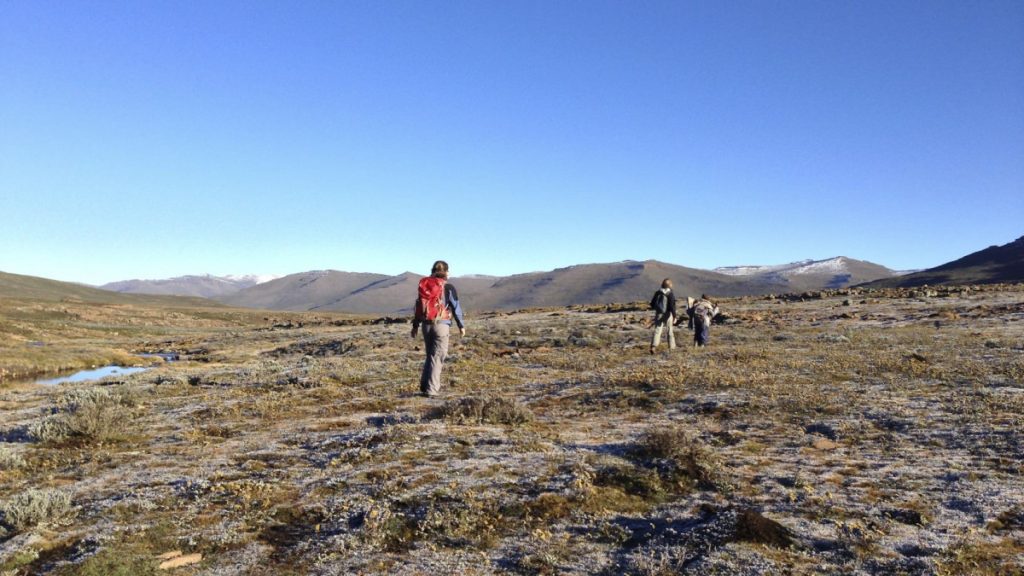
[
  {"xmin": 411, "ymin": 260, "xmax": 466, "ymax": 397},
  {"xmin": 650, "ymin": 278, "xmax": 677, "ymax": 354}
]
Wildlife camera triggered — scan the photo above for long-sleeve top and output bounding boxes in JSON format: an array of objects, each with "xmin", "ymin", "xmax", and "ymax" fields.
[{"xmin": 413, "ymin": 283, "xmax": 465, "ymax": 330}]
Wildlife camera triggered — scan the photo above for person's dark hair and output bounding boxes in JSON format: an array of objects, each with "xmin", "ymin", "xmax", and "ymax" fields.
[
  {"xmin": 661, "ymin": 278, "xmax": 672, "ymax": 289},
  {"xmin": 700, "ymin": 294, "xmax": 709, "ymax": 300},
  {"xmin": 431, "ymin": 260, "xmax": 449, "ymax": 279}
]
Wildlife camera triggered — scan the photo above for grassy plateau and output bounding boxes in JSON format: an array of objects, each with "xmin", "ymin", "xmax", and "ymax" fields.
[{"xmin": 0, "ymin": 284, "xmax": 1021, "ymax": 575}]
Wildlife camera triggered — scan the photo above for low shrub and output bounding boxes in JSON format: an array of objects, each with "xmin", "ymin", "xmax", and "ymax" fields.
[
  {"xmin": 1, "ymin": 488, "xmax": 74, "ymax": 532},
  {"xmin": 634, "ymin": 427, "xmax": 730, "ymax": 492},
  {"xmin": 435, "ymin": 396, "xmax": 533, "ymax": 426},
  {"xmin": 28, "ymin": 387, "xmax": 141, "ymax": 445},
  {"xmin": 595, "ymin": 464, "xmax": 666, "ymax": 500},
  {"xmin": 0, "ymin": 444, "xmax": 26, "ymax": 470}
]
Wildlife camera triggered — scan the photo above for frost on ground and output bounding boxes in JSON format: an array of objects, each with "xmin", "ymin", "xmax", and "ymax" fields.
[{"xmin": 0, "ymin": 285, "xmax": 1022, "ymax": 575}]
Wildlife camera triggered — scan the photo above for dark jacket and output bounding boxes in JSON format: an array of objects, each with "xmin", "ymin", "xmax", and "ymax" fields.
[{"xmin": 653, "ymin": 289, "xmax": 677, "ymax": 323}]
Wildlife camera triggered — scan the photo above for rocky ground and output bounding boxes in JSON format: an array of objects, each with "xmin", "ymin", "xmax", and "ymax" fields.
[{"xmin": 0, "ymin": 285, "xmax": 1022, "ymax": 575}]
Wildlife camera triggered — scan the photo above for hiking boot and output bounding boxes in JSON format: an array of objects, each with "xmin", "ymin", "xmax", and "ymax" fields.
[{"xmin": 649, "ymin": 346, "xmax": 655, "ymax": 355}]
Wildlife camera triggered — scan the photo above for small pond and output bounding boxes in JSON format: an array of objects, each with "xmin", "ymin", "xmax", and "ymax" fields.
[{"xmin": 36, "ymin": 366, "xmax": 151, "ymax": 386}]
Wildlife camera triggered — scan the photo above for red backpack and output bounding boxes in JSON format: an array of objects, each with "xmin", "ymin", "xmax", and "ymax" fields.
[{"xmin": 415, "ymin": 277, "xmax": 450, "ymax": 322}]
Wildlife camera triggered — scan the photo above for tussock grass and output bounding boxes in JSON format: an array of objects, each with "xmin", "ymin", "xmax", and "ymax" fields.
[
  {"xmin": 633, "ymin": 427, "xmax": 731, "ymax": 492},
  {"xmin": 936, "ymin": 537, "xmax": 1024, "ymax": 576},
  {"xmin": 433, "ymin": 395, "xmax": 534, "ymax": 426}
]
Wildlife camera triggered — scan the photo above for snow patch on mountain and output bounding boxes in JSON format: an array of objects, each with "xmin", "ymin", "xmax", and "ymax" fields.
[
  {"xmin": 788, "ymin": 257, "xmax": 852, "ymax": 275},
  {"xmin": 224, "ymin": 274, "xmax": 280, "ymax": 285},
  {"xmin": 716, "ymin": 257, "xmax": 866, "ymax": 277}
]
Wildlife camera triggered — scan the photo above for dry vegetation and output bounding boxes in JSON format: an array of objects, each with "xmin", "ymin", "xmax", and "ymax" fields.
[{"xmin": 0, "ymin": 285, "xmax": 1022, "ymax": 574}]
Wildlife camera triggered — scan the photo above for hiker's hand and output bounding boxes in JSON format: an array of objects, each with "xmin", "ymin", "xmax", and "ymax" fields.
[
  {"xmin": 411, "ymin": 326, "xmax": 418, "ymax": 338},
  {"xmin": 459, "ymin": 327, "xmax": 466, "ymax": 338}
]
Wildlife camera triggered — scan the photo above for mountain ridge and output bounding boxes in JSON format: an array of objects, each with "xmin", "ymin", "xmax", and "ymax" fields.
[
  {"xmin": 12, "ymin": 252, "xmax": 932, "ymax": 314},
  {"xmin": 861, "ymin": 235, "xmax": 1024, "ymax": 288},
  {"xmin": 0, "ymin": 270, "xmax": 223, "ymax": 308},
  {"xmin": 101, "ymin": 274, "xmax": 279, "ymax": 299},
  {"xmin": 211, "ymin": 256, "xmax": 896, "ymax": 314}
]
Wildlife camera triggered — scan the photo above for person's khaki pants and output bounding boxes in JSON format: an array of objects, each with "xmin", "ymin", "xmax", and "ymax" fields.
[{"xmin": 652, "ymin": 316, "xmax": 675, "ymax": 349}]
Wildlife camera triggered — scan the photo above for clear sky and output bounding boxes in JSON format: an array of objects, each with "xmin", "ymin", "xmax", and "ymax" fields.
[{"xmin": 2, "ymin": 1, "xmax": 1022, "ymax": 285}]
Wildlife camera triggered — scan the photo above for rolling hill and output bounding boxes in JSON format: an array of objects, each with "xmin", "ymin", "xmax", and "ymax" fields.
[
  {"xmin": 0, "ymin": 271, "xmax": 221, "ymax": 308},
  {"xmin": 210, "ymin": 257, "xmax": 895, "ymax": 314},
  {"xmin": 862, "ymin": 235, "xmax": 1024, "ymax": 288},
  {"xmin": 218, "ymin": 270, "xmax": 393, "ymax": 311}
]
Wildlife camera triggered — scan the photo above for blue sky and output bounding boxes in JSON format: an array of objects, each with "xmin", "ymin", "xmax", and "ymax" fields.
[{"xmin": 2, "ymin": 1, "xmax": 1021, "ymax": 285}]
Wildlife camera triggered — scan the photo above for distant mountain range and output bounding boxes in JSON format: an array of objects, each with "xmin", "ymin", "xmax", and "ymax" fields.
[
  {"xmin": 713, "ymin": 256, "xmax": 895, "ymax": 292},
  {"xmin": 862, "ymin": 235, "xmax": 1024, "ymax": 289},
  {"xmin": 101, "ymin": 274, "xmax": 279, "ymax": 299},
  {"xmin": 6, "ymin": 238, "xmax": 1019, "ymax": 313},
  {"xmin": 212, "ymin": 256, "xmax": 896, "ymax": 314}
]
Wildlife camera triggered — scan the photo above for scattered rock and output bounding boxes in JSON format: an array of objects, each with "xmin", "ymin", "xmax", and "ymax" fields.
[
  {"xmin": 159, "ymin": 553, "xmax": 202, "ymax": 569},
  {"xmin": 895, "ymin": 543, "xmax": 937, "ymax": 557},
  {"xmin": 733, "ymin": 508, "xmax": 799, "ymax": 548},
  {"xmin": 370, "ymin": 316, "xmax": 405, "ymax": 325},
  {"xmin": 812, "ymin": 438, "xmax": 839, "ymax": 451},
  {"xmin": 884, "ymin": 508, "xmax": 927, "ymax": 526},
  {"xmin": 804, "ymin": 422, "xmax": 837, "ymax": 440},
  {"xmin": 266, "ymin": 339, "xmax": 357, "ymax": 357}
]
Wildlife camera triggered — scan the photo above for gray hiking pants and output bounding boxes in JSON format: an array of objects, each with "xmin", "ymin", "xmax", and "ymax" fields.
[
  {"xmin": 652, "ymin": 316, "xmax": 676, "ymax": 349},
  {"xmin": 420, "ymin": 322, "xmax": 450, "ymax": 396}
]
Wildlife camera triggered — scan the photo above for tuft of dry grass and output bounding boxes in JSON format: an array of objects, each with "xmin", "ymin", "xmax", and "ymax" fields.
[
  {"xmin": 633, "ymin": 426, "xmax": 731, "ymax": 492},
  {"xmin": 433, "ymin": 395, "xmax": 534, "ymax": 426}
]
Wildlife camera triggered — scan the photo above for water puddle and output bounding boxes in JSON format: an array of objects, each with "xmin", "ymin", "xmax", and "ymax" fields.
[
  {"xmin": 36, "ymin": 366, "xmax": 150, "ymax": 386},
  {"xmin": 23, "ymin": 352, "xmax": 180, "ymax": 386}
]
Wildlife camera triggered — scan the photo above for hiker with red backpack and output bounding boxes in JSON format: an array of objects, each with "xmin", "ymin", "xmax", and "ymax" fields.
[{"xmin": 411, "ymin": 260, "xmax": 466, "ymax": 397}]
